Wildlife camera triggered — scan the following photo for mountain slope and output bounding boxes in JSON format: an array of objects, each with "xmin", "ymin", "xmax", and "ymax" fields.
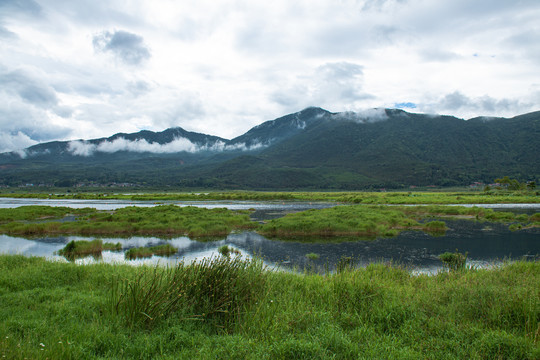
[{"xmin": 0, "ymin": 108, "xmax": 538, "ymax": 189}]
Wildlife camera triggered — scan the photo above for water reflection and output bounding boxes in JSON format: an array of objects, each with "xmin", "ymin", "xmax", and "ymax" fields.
[{"xmin": 1, "ymin": 218, "xmax": 538, "ymax": 274}]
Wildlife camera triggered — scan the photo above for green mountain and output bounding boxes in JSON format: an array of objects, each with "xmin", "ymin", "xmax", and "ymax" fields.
[{"xmin": 0, "ymin": 108, "xmax": 538, "ymax": 189}]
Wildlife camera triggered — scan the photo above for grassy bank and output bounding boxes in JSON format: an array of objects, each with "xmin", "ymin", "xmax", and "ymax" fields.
[
  {"xmin": 1, "ymin": 190, "xmax": 539, "ymax": 204},
  {"xmin": 0, "ymin": 255, "xmax": 538, "ymax": 359}
]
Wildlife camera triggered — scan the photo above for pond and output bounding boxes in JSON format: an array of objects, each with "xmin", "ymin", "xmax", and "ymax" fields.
[{"xmin": 0, "ymin": 198, "xmax": 538, "ymax": 274}]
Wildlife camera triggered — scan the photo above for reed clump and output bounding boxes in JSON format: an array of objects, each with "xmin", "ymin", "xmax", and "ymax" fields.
[{"xmin": 111, "ymin": 256, "xmax": 267, "ymax": 330}]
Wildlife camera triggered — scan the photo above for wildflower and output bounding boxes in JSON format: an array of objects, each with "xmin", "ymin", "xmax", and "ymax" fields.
[{"xmin": 39, "ymin": 343, "xmax": 45, "ymax": 347}]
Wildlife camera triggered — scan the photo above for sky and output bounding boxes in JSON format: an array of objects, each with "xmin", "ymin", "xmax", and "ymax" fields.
[{"xmin": 1, "ymin": 0, "xmax": 539, "ymax": 153}]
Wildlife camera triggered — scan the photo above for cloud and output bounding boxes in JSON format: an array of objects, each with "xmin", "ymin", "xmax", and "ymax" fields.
[
  {"xmin": 0, "ymin": 0, "xmax": 42, "ymax": 16},
  {"xmin": 0, "ymin": 25, "xmax": 17, "ymax": 38},
  {"xmin": 0, "ymin": 69, "xmax": 58, "ymax": 107},
  {"xmin": 418, "ymin": 91, "xmax": 533, "ymax": 118},
  {"xmin": 0, "ymin": 131, "xmax": 36, "ymax": 154},
  {"xmin": 441, "ymin": 91, "xmax": 527, "ymax": 114},
  {"xmin": 333, "ymin": 108, "xmax": 389, "ymax": 123},
  {"xmin": 270, "ymin": 61, "xmax": 374, "ymax": 112},
  {"xmin": 93, "ymin": 30, "xmax": 151, "ymax": 65},
  {"xmin": 67, "ymin": 137, "xmax": 266, "ymax": 156}
]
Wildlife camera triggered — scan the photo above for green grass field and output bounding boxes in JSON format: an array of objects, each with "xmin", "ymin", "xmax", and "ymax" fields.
[
  {"xmin": 1, "ymin": 189, "xmax": 539, "ymax": 204},
  {"xmin": 0, "ymin": 255, "xmax": 538, "ymax": 359}
]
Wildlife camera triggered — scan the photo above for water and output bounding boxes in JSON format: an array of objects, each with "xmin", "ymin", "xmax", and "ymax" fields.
[{"xmin": 0, "ymin": 198, "xmax": 538, "ymax": 273}]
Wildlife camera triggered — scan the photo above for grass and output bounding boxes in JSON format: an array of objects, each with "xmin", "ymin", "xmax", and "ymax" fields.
[
  {"xmin": 0, "ymin": 204, "xmax": 256, "ymax": 239},
  {"xmin": 2, "ymin": 204, "xmax": 537, "ymax": 240},
  {"xmin": 259, "ymin": 205, "xmax": 423, "ymax": 239},
  {"xmin": 260, "ymin": 205, "xmax": 540, "ymax": 239},
  {"xmin": 124, "ymin": 244, "xmax": 178, "ymax": 260},
  {"xmin": 217, "ymin": 245, "xmax": 241, "ymax": 257},
  {"xmin": 0, "ymin": 254, "xmax": 538, "ymax": 359},
  {"xmin": 1, "ymin": 189, "xmax": 539, "ymax": 204},
  {"xmin": 57, "ymin": 239, "xmax": 122, "ymax": 261}
]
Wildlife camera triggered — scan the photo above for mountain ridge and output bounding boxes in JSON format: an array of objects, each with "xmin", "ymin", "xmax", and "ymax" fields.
[{"xmin": 1, "ymin": 107, "xmax": 538, "ymax": 189}]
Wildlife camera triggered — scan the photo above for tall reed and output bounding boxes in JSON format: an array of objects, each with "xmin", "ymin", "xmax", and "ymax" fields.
[{"xmin": 111, "ymin": 256, "xmax": 267, "ymax": 331}]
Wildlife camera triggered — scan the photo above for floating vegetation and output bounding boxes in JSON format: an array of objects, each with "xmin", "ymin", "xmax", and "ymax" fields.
[{"xmin": 305, "ymin": 252, "xmax": 320, "ymax": 260}]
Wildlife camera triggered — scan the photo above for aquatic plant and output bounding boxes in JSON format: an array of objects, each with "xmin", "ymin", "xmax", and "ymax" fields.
[
  {"xmin": 422, "ymin": 221, "xmax": 447, "ymax": 233},
  {"xmin": 305, "ymin": 253, "xmax": 320, "ymax": 260},
  {"xmin": 217, "ymin": 245, "xmax": 241, "ymax": 257},
  {"xmin": 439, "ymin": 250, "xmax": 468, "ymax": 271}
]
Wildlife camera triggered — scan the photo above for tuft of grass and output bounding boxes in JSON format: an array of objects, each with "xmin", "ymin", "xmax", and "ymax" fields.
[
  {"xmin": 102, "ymin": 242, "xmax": 122, "ymax": 251},
  {"xmin": 57, "ymin": 239, "xmax": 103, "ymax": 261},
  {"xmin": 422, "ymin": 220, "xmax": 448, "ymax": 234},
  {"xmin": 305, "ymin": 253, "xmax": 320, "ymax": 260},
  {"xmin": 217, "ymin": 245, "xmax": 241, "ymax": 257},
  {"xmin": 439, "ymin": 250, "xmax": 468, "ymax": 272},
  {"xmin": 112, "ymin": 256, "xmax": 267, "ymax": 330},
  {"xmin": 124, "ymin": 244, "xmax": 178, "ymax": 260}
]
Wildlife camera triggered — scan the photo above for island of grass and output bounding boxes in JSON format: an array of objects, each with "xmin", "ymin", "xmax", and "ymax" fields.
[
  {"xmin": 125, "ymin": 244, "xmax": 178, "ymax": 260},
  {"xmin": 0, "ymin": 255, "xmax": 538, "ymax": 359},
  {"xmin": 56, "ymin": 239, "xmax": 122, "ymax": 261},
  {"xmin": 259, "ymin": 205, "xmax": 539, "ymax": 239},
  {"xmin": 0, "ymin": 205, "xmax": 256, "ymax": 239}
]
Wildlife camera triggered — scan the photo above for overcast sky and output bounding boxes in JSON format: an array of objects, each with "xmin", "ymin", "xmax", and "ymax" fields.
[{"xmin": 1, "ymin": 0, "xmax": 539, "ymax": 153}]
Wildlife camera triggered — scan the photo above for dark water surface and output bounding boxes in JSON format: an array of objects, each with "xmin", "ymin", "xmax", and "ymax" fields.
[{"xmin": 0, "ymin": 198, "xmax": 538, "ymax": 273}]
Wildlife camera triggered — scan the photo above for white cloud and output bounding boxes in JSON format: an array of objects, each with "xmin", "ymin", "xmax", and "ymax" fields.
[
  {"xmin": 333, "ymin": 108, "xmax": 389, "ymax": 123},
  {"xmin": 67, "ymin": 137, "xmax": 266, "ymax": 156},
  {"xmin": 0, "ymin": 131, "xmax": 36, "ymax": 154}
]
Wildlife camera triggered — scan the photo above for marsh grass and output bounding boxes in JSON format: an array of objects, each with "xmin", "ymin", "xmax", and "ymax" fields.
[
  {"xmin": 439, "ymin": 250, "xmax": 468, "ymax": 271},
  {"xmin": 124, "ymin": 244, "xmax": 178, "ymax": 260},
  {"xmin": 218, "ymin": 245, "xmax": 241, "ymax": 257},
  {"xmin": 56, "ymin": 239, "xmax": 121, "ymax": 261},
  {"xmin": 3, "ymin": 190, "xmax": 539, "ymax": 204},
  {"xmin": 112, "ymin": 256, "xmax": 267, "ymax": 331},
  {"xmin": 259, "ymin": 205, "xmax": 422, "ymax": 239},
  {"xmin": 0, "ymin": 255, "xmax": 538, "ymax": 359},
  {"xmin": 0, "ymin": 205, "xmax": 256, "ymax": 238}
]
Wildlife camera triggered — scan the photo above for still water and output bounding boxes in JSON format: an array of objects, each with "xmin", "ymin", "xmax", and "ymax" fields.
[{"xmin": 0, "ymin": 198, "xmax": 538, "ymax": 274}]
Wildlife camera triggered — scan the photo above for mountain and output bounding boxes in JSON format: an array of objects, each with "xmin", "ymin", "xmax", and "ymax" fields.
[{"xmin": 0, "ymin": 108, "xmax": 538, "ymax": 189}]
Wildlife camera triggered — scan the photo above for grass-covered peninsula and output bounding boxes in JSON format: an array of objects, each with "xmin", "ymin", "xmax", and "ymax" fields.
[{"xmin": 0, "ymin": 255, "xmax": 538, "ymax": 359}]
